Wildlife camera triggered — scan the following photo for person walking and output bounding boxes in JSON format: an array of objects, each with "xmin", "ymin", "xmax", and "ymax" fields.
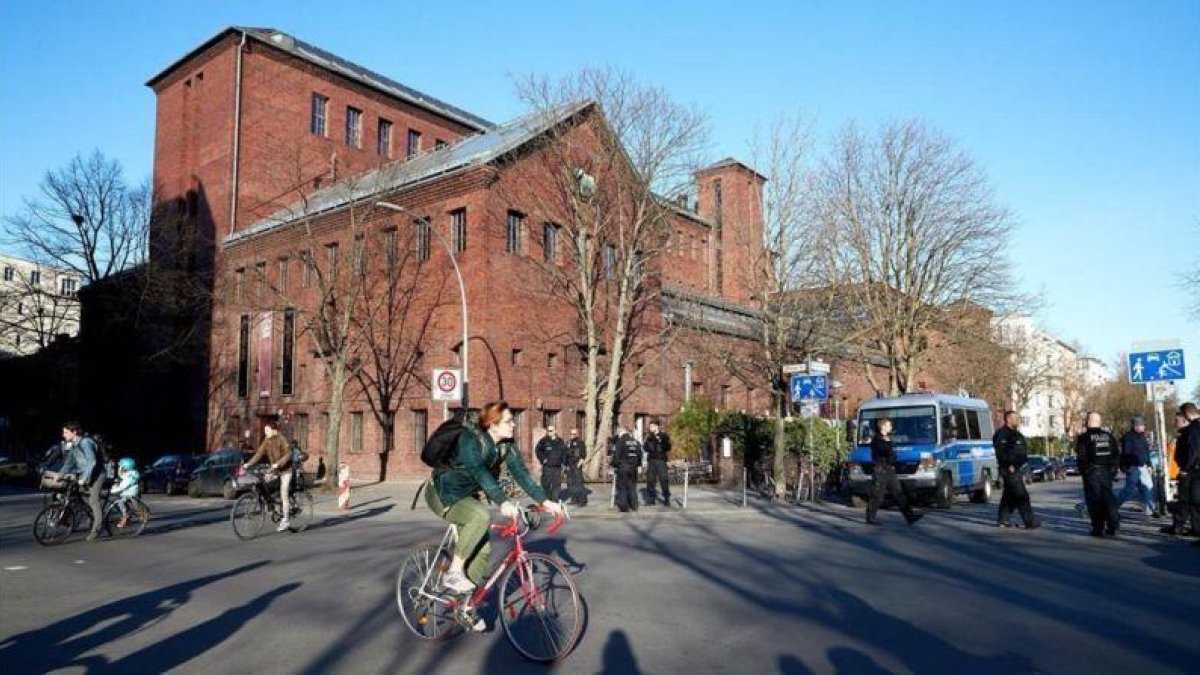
[
  {"xmin": 865, "ymin": 418, "xmax": 923, "ymax": 526},
  {"xmin": 1175, "ymin": 402, "xmax": 1200, "ymax": 545},
  {"xmin": 644, "ymin": 421, "xmax": 672, "ymax": 507},
  {"xmin": 565, "ymin": 429, "xmax": 588, "ymax": 506},
  {"xmin": 58, "ymin": 422, "xmax": 104, "ymax": 541},
  {"xmin": 611, "ymin": 427, "xmax": 642, "ymax": 513},
  {"xmin": 1114, "ymin": 417, "xmax": 1158, "ymax": 519},
  {"xmin": 535, "ymin": 426, "xmax": 567, "ymax": 502},
  {"xmin": 1076, "ymin": 411, "xmax": 1121, "ymax": 537},
  {"xmin": 994, "ymin": 410, "xmax": 1040, "ymax": 529}
]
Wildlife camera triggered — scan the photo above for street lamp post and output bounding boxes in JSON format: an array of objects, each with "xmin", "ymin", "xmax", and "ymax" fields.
[{"xmin": 375, "ymin": 200, "xmax": 470, "ymax": 411}]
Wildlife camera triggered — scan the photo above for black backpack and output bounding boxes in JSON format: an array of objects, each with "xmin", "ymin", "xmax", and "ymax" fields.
[{"xmin": 421, "ymin": 418, "xmax": 467, "ymax": 469}]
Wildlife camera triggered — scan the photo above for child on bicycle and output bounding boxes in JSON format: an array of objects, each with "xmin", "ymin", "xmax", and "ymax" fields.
[
  {"xmin": 113, "ymin": 457, "xmax": 140, "ymax": 528},
  {"xmin": 425, "ymin": 402, "xmax": 562, "ymax": 606}
]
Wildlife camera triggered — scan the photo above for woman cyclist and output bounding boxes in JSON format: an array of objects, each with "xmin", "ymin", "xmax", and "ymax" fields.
[{"xmin": 425, "ymin": 401, "xmax": 562, "ymax": 598}]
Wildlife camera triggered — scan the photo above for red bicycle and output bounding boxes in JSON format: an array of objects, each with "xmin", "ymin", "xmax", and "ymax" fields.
[{"xmin": 396, "ymin": 505, "xmax": 582, "ymax": 662}]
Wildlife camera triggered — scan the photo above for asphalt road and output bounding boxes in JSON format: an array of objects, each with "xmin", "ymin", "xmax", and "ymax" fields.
[{"xmin": 1, "ymin": 479, "xmax": 1197, "ymax": 675}]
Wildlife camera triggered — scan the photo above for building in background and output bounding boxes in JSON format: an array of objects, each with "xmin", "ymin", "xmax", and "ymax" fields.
[{"xmin": 0, "ymin": 253, "xmax": 80, "ymax": 358}]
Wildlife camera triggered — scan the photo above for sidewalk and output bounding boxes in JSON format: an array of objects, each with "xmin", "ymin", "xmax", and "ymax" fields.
[{"xmin": 313, "ymin": 479, "xmax": 797, "ymax": 520}]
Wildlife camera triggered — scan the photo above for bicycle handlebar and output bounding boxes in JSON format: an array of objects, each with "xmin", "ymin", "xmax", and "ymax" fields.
[{"xmin": 490, "ymin": 503, "xmax": 570, "ymax": 539}]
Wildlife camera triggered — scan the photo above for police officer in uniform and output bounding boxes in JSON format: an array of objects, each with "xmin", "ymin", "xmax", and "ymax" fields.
[
  {"xmin": 644, "ymin": 421, "xmax": 672, "ymax": 507},
  {"xmin": 1176, "ymin": 402, "xmax": 1200, "ymax": 544},
  {"xmin": 535, "ymin": 426, "xmax": 567, "ymax": 502},
  {"xmin": 565, "ymin": 428, "xmax": 588, "ymax": 506},
  {"xmin": 866, "ymin": 418, "xmax": 923, "ymax": 526},
  {"xmin": 1076, "ymin": 411, "xmax": 1121, "ymax": 537},
  {"xmin": 610, "ymin": 427, "xmax": 642, "ymax": 512},
  {"xmin": 994, "ymin": 410, "xmax": 1040, "ymax": 529}
]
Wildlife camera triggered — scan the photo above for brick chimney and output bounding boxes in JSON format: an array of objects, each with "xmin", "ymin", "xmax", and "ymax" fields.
[{"xmin": 694, "ymin": 159, "xmax": 766, "ymax": 303}]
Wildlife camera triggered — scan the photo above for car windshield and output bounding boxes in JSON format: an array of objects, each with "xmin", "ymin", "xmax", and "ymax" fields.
[
  {"xmin": 857, "ymin": 406, "xmax": 937, "ymax": 446},
  {"xmin": 152, "ymin": 456, "xmax": 177, "ymax": 467},
  {"xmin": 1029, "ymin": 457, "xmax": 1048, "ymax": 467}
]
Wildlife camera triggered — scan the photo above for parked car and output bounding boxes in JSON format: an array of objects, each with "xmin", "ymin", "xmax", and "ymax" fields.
[
  {"xmin": 189, "ymin": 449, "xmax": 252, "ymax": 499},
  {"xmin": 1025, "ymin": 455, "xmax": 1054, "ymax": 483},
  {"xmin": 142, "ymin": 454, "xmax": 203, "ymax": 495},
  {"xmin": 0, "ymin": 456, "xmax": 31, "ymax": 483},
  {"xmin": 1063, "ymin": 456, "xmax": 1079, "ymax": 476}
]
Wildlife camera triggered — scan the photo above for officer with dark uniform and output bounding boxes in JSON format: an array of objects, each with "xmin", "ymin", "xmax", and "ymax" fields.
[
  {"xmin": 644, "ymin": 421, "xmax": 672, "ymax": 507},
  {"xmin": 610, "ymin": 427, "xmax": 642, "ymax": 512},
  {"xmin": 994, "ymin": 410, "xmax": 1040, "ymax": 529},
  {"xmin": 866, "ymin": 418, "xmax": 923, "ymax": 526},
  {"xmin": 565, "ymin": 428, "xmax": 588, "ymax": 506},
  {"xmin": 1076, "ymin": 411, "xmax": 1121, "ymax": 537},
  {"xmin": 1176, "ymin": 402, "xmax": 1200, "ymax": 544},
  {"xmin": 535, "ymin": 426, "xmax": 567, "ymax": 502}
]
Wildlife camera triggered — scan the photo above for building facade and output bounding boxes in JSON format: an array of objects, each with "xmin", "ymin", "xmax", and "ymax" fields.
[{"xmin": 0, "ymin": 253, "xmax": 81, "ymax": 358}]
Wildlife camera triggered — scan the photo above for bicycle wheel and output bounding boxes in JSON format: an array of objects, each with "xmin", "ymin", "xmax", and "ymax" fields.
[
  {"xmin": 72, "ymin": 499, "xmax": 94, "ymax": 534},
  {"xmin": 231, "ymin": 493, "xmax": 266, "ymax": 541},
  {"xmin": 396, "ymin": 542, "xmax": 458, "ymax": 640},
  {"xmin": 105, "ymin": 500, "xmax": 150, "ymax": 538},
  {"xmin": 33, "ymin": 504, "xmax": 74, "ymax": 546},
  {"xmin": 499, "ymin": 553, "xmax": 582, "ymax": 662},
  {"xmin": 288, "ymin": 491, "xmax": 314, "ymax": 532}
]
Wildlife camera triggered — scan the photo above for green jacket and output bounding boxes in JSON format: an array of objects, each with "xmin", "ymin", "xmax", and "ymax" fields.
[{"xmin": 433, "ymin": 429, "xmax": 547, "ymax": 507}]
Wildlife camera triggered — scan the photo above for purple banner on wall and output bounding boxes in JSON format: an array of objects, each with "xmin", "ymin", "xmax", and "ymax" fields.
[{"xmin": 257, "ymin": 312, "xmax": 273, "ymax": 397}]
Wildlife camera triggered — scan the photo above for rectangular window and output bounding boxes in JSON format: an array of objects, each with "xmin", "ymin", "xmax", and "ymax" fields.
[
  {"xmin": 512, "ymin": 349, "xmax": 523, "ymax": 366},
  {"xmin": 2, "ymin": 266, "xmax": 12, "ymax": 281},
  {"xmin": 346, "ymin": 107, "xmax": 362, "ymax": 148},
  {"xmin": 412, "ymin": 409, "xmax": 428, "ymax": 451},
  {"xmin": 311, "ymin": 93, "xmax": 328, "ymax": 136},
  {"xmin": 543, "ymin": 222, "xmax": 559, "ymax": 263},
  {"xmin": 377, "ymin": 118, "xmax": 393, "ymax": 158},
  {"xmin": 575, "ymin": 410, "xmax": 586, "ymax": 436},
  {"xmin": 542, "ymin": 409, "xmax": 560, "ymax": 430},
  {"xmin": 451, "ymin": 209, "xmax": 467, "ymax": 254},
  {"xmin": 604, "ymin": 244, "xmax": 617, "ymax": 278},
  {"xmin": 326, "ymin": 242, "xmax": 339, "ymax": 277},
  {"xmin": 237, "ymin": 315, "xmax": 250, "ymax": 399},
  {"xmin": 60, "ymin": 278, "xmax": 77, "ymax": 295},
  {"xmin": 416, "ymin": 219, "xmax": 430, "ymax": 261},
  {"xmin": 384, "ymin": 227, "xmax": 397, "ymax": 276},
  {"xmin": 302, "ymin": 252, "xmax": 313, "ymax": 288},
  {"xmin": 294, "ymin": 413, "xmax": 309, "ymax": 452},
  {"xmin": 353, "ymin": 235, "xmax": 366, "ymax": 275},
  {"xmin": 350, "ymin": 412, "xmax": 364, "ymax": 453},
  {"xmin": 548, "ymin": 352, "xmax": 559, "ymax": 369},
  {"xmin": 254, "ymin": 262, "xmax": 267, "ymax": 302},
  {"xmin": 434, "ymin": 139, "xmax": 448, "ymax": 150},
  {"xmin": 277, "ymin": 258, "xmax": 289, "ymax": 292},
  {"xmin": 235, "ymin": 267, "xmax": 245, "ymax": 303},
  {"xmin": 512, "ymin": 408, "xmax": 525, "ymax": 443},
  {"xmin": 506, "ymin": 211, "xmax": 524, "ymax": 254},
  {"xmin": 282, "ymin": 308, "xmax": 296, "ymax": 396},
  {"xmin": 407, "ymin": 129, "xmax": 422, "ymax": 157},
  {"xmin": 30, "ymin": 270, "xmax": 41, "ymax": 285}
]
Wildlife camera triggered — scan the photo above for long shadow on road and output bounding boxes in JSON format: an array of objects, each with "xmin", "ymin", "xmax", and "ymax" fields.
[{"xmin": 0, "ymin": 561, "xmax": 270, "ymax": 673}]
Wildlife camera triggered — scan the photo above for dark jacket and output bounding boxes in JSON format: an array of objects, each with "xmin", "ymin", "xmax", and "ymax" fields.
[
  {"xmin": 644, "ymin": 431, "xmax": 671, "ymax": 462},
  {"xmin": 993, "ymin": 426, "xmax": 1028, "ymax": 472},
  {"xmin": 1120, "ymin": 431, "xmax": 1151, "ymax": 468},
  {"xmin": 612, "ymin": 434, "xmax": 643, "ymax": 468},
  {"xmin": 1076, "ymin": 428, "xmax": 1119, "ymax": 472},
  {"xmin": 535, "ymin": 435, "xmax": 568, "ymax": 467},
  {"xmin": 59, "ymin": 436, "xmax": 99, "ymax": 484},
  {"xmin": 434, "ymin": 431, "xmax": 546, "ymax": 507},
  {"xmin": 1178, "ymin": 419, "xmax": 1200, "ymax": 472},
  {"xmin": 567, "ymin": 438, "xmax": 586, "ymax": 464},
  {"xmin": 870, "ymin": 434, "xmax": 896, "ymax": 466}
]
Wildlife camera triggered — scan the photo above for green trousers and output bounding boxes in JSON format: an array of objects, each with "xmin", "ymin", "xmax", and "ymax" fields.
[{"xmin": 425, "ymin": 485, "xmax": 492, "ymax": 585}]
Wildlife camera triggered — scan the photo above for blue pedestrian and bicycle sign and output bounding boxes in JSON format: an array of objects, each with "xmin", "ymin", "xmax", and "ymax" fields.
[
  {"xmin": 790, "ymin": 374, "xmax": 829, "ymax": 401},
  {"xmin": 1128, "ymin": 349, "xmax": 1186, "ymax": 384}
]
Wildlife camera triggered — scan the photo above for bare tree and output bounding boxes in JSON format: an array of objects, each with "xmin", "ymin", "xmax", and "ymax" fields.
[
  {"xmin": 814, "ymin": 120, "xmax": 1020, "ymax": 395},
  {"xmin": 4, "ymin": 150, "xmax": 148, "ymax": 283},
  {"xmin": 1183, "ymin": 221, "xmax": 1200, "ymax": 320},
  {"xmin": 507, "ymin": 67, "xmax": 710, "ymax": 478}
]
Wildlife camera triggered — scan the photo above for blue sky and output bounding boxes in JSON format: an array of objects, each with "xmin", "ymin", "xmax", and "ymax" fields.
[{"xmin": 2, "ymin": 0, "xmax": 1197, "ymax": 396}]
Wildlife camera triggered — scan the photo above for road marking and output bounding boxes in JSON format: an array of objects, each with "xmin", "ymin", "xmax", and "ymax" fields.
[
  {"xmin": 74, "ymin": 560, "xmax": 85, "ymax": 564},
  {"xmin": 4, "ymin": 565, "xmax": 28, "ymax": 571}
]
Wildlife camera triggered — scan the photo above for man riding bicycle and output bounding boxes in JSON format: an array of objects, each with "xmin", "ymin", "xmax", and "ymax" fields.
[
  {"xmin": 58, "ymin": 421, "xmax": 104, "ymax": 541},
  {"xmin": 243, "ymin": 419, "xmax": 293, "ymax": 532},
  {"xmin": 425, "ymin": 402, "xmax": 562, "ymax": 605}
]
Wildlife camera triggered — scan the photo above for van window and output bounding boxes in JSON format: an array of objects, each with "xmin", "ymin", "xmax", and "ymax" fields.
[
  {"xmin": 966, "ymin": 410, "xmax": 983, "ymax": 440},
  {"xmin": 858, "ymin": 406, "xmax": 937, "ymax": 446}
]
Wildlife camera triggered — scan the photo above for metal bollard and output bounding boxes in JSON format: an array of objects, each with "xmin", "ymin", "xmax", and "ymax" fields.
[
  {"xmin": 683, "ymin": 466, "xmax": 690, "ymax": 509},
  {"xmin": 337, "ymin": 462, "xmax": 351, "ymax": 510},
  {"xmin": 609, "ymin": 468, "xmax": 616, "ymax": 510},
  {"xmin": 742, "ymin": 466, "xmax": 747, "ymax": 508}
]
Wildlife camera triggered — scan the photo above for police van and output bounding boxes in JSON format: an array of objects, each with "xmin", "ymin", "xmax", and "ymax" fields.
[{"xmin": 848, "ymin": 393, "xmax": 998, "ymax": 509}]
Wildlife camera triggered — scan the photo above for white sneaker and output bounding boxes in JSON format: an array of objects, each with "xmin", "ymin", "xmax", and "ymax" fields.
[
  {"xmin": 441, "ymin": 570, "xmax": 476, "ymax": 594},
  {"xmin": 276, "ymin": 520, "xmax": 291, "ymax": 532}
]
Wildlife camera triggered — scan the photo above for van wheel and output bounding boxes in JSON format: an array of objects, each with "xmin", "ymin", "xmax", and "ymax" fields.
[
  {"xmin": 222, "ymin": 481, "xmax": 237, "ymax": 500},
  {"xmin": 935, "ymin": 473, "xmax": 953, "ymax": 510},
  {"xmin": 970, "ymin": 471, "xmax": 993, "ymax": 504}
]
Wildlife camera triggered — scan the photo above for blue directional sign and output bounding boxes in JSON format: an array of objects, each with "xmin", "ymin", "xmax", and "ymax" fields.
[
  {"xmin": 1128, "ymin": 349, "xmax": 1186, "ymax": 384},
  {"xmin": 790, "ymin": 373, "xmax": 829, "ymax": 401}
]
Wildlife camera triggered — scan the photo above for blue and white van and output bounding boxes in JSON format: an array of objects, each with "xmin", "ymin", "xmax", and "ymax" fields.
[{"xmin": 848, "ymin": 393, "xmax": 998, "ymax": 508}]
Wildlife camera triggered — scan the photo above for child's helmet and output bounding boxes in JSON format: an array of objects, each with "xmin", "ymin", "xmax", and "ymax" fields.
[{"xmin": 118, "ymin": 457, "xmax": 136, "ymax": 471}]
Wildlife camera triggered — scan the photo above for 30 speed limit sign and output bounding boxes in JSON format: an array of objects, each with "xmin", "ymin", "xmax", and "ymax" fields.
[{"xmin": 431, "ymin": 368, "xmax": 462, "ymax": 401}]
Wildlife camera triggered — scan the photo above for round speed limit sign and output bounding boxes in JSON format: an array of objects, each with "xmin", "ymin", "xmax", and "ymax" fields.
[{"xmin": 432, "ymin": 369, "xmax": 462, "ymax": 401}]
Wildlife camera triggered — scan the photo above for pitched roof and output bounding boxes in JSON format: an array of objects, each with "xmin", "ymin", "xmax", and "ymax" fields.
[
  {"xmin": 146, "ymin": 27, "xmax": 493, "ymax": 132},
  {"xmin": 225, "ymin": 101, "xmax": 593, "ymax": 246}
]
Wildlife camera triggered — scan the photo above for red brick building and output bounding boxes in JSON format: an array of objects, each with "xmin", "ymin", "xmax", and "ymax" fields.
[{"xmin": 147, "ymin": 27, "xmax": 902, "ymax": 478}]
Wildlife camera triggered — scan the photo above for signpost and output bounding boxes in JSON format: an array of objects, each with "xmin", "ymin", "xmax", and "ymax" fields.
[
  {"xmin": 431, "ymin": 368, "xmax": 462, "ymax": 402},
  {"xmin": 787, "ymin": 361, "xmax": 831, "ymax": 450},
  {"xmin": 1130, "ymin": 341, "xmax": 1186, "ymax": 506}
]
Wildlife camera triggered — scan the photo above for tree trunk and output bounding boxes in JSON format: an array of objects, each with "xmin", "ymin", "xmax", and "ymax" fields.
[
  {"xmin": 323, "ymin": 361, "xmax": 349, "ymax": 493},
  {"xmin": 772, "ymin": 391, "xmax": 788, "ymax": 500},
  {"xmin": 379, "ymin": 414, "xmax": 394, "ymax": 483}
]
